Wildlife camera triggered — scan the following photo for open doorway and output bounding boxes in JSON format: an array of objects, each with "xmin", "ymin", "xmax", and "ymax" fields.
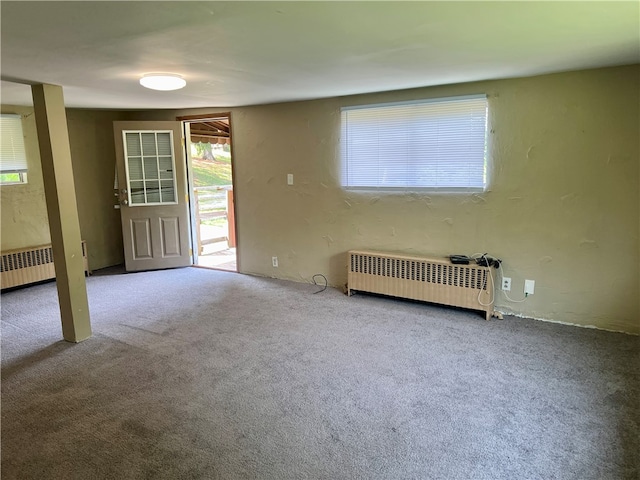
[{"xmin": 181, "ymin": 114, "xmax": 237, "ymax": 272}]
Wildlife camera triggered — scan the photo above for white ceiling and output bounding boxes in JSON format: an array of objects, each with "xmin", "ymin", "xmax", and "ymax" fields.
[{"xmin": 1, "ymin": 1, "xmax": 638, "ymax": 110}]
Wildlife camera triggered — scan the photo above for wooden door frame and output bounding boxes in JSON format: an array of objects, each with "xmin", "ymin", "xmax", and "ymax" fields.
[{"xmin": 177, "ymin": 112, "xmax": 239, "ymax": 272}]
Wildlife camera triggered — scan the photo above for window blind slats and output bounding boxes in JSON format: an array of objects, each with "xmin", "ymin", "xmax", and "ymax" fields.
[
  {"xmin": 341, "ymin": 96, "xmax": 488, "ymax": 189},
  {"xmin": 0, "ymin": 114, "xmax": 28, "ymax": 173},
  {"xmin": 123, "ymin": 130, "xmax": 177, "ymax": 205}
]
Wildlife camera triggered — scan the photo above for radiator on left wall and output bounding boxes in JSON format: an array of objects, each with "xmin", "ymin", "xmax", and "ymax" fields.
[{"xmin": 0, "ymin": 241, "xmax": 90, "ymax": 289}]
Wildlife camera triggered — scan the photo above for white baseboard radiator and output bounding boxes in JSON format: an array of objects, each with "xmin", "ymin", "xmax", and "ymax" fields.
[
  {"xmin": 347, "ymin": 250, "xmax": 494, "ymax": 320},
  {"xmin": 1, "ymin": 241, "xmax": 90, "ymax": 290}
]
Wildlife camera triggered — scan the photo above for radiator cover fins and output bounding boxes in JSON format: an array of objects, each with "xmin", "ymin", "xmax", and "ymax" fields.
[
  {"xmin": 1, "ymin": 241, "xmax": 90, "ymax": 289},
  {"xmin": 347, "ymin": 250, "xmax": 493, "ymax": 320}
]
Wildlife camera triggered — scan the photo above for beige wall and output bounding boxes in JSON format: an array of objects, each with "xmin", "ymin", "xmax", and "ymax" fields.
[
  {"xmin": 133, "ymin": 65, "xmax": 639, "ymax": 334},
  {"xmin": 66, "ymin": 109, "xmax": 127, "ymax": 269},
  {"xmin": 3, "ymin": 65, "xmax": 638, "ymax": 333},
  {"xmin": 1, "ymin": 105, "xmax": 126, "ymax": 270},
  {"xmin": 1, "ymin": 105, "xmax": 51, "ymax": 250}
]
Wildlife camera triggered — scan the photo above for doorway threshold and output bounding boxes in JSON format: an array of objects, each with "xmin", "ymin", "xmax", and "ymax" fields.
[{"xmin": 196, "ymin": 245, "xmax": 237, "ymax": 272}]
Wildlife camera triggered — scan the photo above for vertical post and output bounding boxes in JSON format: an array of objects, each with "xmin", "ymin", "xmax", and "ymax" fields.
[
  {"xmin": 227, "ymin": 188, "xmax": 236, "ymax": 248},
  {"xmin": 31, "ymin": 84, "xmax": 91, "ymax": 343},
  {"xmin": 195, "ymin": 189, "xmax": 202, "ymax": 255}
]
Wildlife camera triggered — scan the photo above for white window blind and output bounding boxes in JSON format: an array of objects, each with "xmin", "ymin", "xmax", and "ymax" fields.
[
  {"xmin": 0, "ymin": 114, "xmax": 28, "ymax": 173},
  {"xmin": 341, "ymin": 95, "xmax": 488, "ymax": 190}
]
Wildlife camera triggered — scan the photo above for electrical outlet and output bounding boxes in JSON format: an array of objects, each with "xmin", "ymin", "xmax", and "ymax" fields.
[
  {"xmin": 502, "ymin": 277, "xmax": 511, "ymax": 291},
  {"xmin": 272, "ymin": 256, "xmax": 278, "ymax": 267},
  {"xmin": 287, "ymin": 174, "xmax": 294, "ymax": 185},
  {"xmin": 524, "ymin": 279, "xmax": 535, "ymax": 295}
]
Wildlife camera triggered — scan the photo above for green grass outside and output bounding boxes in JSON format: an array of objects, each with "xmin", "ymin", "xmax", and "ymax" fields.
[
  {"xmin": 202, "ymin": 217, "xmax": 227, "ymax": 227},
  {"xmin": 192, "ymin": 150, "xmax": 232, "ymax": 187},
  {"xmin": 192, "ymin": 148, "xmax": 232, "ymax": 226},
  {"xmin": 0, "ymin": 173, "xmax": 23, "ymax": 184}
]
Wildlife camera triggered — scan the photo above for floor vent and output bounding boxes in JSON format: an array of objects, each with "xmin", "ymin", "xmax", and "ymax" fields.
[
  {"xmin": 1, "ymin": 241, "xmax": 90, "ymax": 289},
  {"xmin": 347, "ymin": 250, "xmax": 494, "ymax": 320}
]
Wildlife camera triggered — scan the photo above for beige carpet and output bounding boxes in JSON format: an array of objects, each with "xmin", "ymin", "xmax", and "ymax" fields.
[{"xmin": 1, "ymin": 267, "xmax": 638, "ymax": 479}]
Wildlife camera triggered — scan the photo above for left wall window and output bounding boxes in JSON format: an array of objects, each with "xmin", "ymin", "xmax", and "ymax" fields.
[{"xmin": 0, "ymin": 114, "xmax": 28, "ymax": 184}]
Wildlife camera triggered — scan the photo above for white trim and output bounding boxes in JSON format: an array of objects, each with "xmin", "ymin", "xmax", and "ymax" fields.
[
  {"xmin": 496, "ymin": 309, "xmax": 638, "ymax": 336},
  {"xmin": 122, "ymin": 130, "xmax": 179, "ymax": 206}
]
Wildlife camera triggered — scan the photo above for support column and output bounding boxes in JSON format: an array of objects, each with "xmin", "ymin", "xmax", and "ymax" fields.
[{"xmin": 31, "ymin": 84, "xmax": 91, "ymax": 343}]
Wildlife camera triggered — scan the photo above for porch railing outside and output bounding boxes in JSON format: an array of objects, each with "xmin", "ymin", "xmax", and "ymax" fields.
[{"xmin": 193, "ymin": 185, "xmax": 235, "ymax": 253}]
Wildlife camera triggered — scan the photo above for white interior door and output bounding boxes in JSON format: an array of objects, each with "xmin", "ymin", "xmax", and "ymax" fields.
[{"xmin": 113, "ymin": 121, "xmax": 191, "ymax": 272}]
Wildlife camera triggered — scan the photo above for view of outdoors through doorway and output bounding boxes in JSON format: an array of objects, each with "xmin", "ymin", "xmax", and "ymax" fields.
[{"xmin": 188, "ymin": 117, "xmax": 236, "ymax": 271}]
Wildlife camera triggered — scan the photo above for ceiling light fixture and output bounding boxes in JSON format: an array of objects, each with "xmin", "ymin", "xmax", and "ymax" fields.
[{"xmin": 139, "ymin": 73, "xmax": 186, "ymax": 91}]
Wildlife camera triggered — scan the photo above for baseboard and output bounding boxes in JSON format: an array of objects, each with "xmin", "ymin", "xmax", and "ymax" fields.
[{"xmin": 496, "ymin": 310, "xmax": 639, "ymax": 336}]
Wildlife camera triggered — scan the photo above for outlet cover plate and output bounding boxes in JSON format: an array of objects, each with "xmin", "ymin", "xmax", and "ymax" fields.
[
  {"xmin": 502, "ymin": 277, "xmax": 511, "ymax": 291},
  {"xmin": 524, "ymin": 279, "xmax": 535, "ymax": 295}
]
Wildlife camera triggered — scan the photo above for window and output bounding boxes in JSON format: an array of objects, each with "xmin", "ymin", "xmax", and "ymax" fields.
[
  {"xmin": 123, "ymin": 131, "xmax": 177, "ymax": 205},
  {"xmin": 0, "ymin": 114, "xmax": 28, "ymax": 184},
  {"xmin": 341, "ymin": 95, "xmax": 488, "ymax": 191}
]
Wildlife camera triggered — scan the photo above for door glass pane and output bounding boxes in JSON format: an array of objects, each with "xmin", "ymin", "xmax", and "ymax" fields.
[
  {"xmin": 130, "ymin": 181, "xmax": 145, "ymax": 204},
  {"xmin": 141, "ymin": 133, "xmax": 157, "ymax": 155},
  {"xmin": 123, "ymin": 130, "xmax": 176, "ymax": 205},
  {"xmin": 128, "ymin": 157, "xmax": 143, "ymax": 181},
  {"xmin": 146, "ymin": 180, "xmax": 160, "ymax": 203},
  {"xmin": 156, "ymin": 133, "xmax": 171, "ymax": 155},
  {"xmin": 160, "ymin": 181, "xmax": 175, "ymax": 203},
  {"xmin": 144, "ymin": 157, "xmax": 159, "ymax": 179},
  {"xmin": 125, "ymin": 133, "xmax": 141, "ymax": 156},
  {"xmin": 159, "ymin": 156, "xmax": 173, "ymax": 179}
]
